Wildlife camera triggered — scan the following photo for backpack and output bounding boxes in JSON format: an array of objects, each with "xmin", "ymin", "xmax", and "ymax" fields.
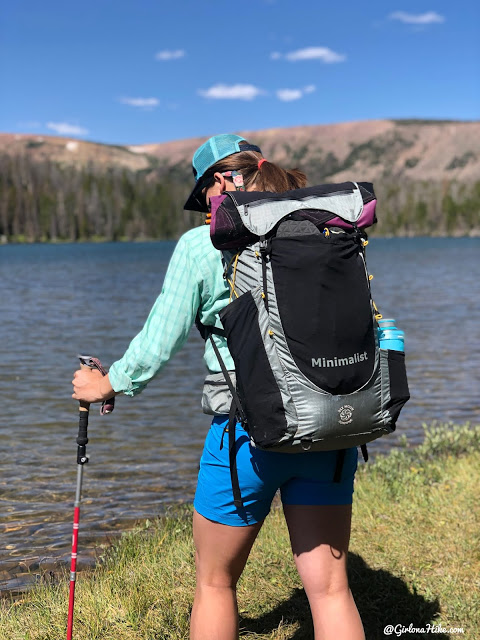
[{"xmin": 197, "ymin": 181, "xmax": 410, "ymax": 507}]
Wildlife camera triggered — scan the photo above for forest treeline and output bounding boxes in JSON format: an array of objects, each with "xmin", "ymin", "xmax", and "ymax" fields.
[{"xmin": 0, "ymin": 153, "xmax": 479, "ymax": 242}]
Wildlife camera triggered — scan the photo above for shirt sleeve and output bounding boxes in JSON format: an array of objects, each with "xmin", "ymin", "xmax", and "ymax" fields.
[{"xmin": 108, "ymin": 234, "xmax": 202, "ymax": 396}]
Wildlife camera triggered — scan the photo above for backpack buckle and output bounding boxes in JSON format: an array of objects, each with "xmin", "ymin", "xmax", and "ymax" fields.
[{"xmin": 259, "ymin": 235, "xmax": 272, "ymax": 258}]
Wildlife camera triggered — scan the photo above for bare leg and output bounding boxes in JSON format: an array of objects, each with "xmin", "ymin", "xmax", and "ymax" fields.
[
  {"xmin": 190, "ymin": 509, "xmax": 263, "ymax": 640},
  {"xmin": 283, "ymin": 504, "xmax": 365, "ymax": 640}
]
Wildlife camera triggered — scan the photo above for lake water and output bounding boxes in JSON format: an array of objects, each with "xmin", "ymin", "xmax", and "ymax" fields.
[{"xmin": 1, "ymin": 236, "xmax": 479, "ymax": 593}]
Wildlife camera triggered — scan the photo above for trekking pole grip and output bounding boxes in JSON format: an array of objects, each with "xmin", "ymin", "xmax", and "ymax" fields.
[{"xmin": 76, "ymin": 363, "xmax": 91, "ymax": 464}]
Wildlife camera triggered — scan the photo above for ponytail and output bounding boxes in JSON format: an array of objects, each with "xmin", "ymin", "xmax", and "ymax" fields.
[{"xmin": 253, "ymin": 157, "xmax": 307, "ymax": 192}]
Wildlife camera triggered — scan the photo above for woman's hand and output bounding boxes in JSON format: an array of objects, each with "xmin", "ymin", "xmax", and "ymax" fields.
[{"xmin": 72, "ymin": 369, "xmax": 115, "ymax": 404}]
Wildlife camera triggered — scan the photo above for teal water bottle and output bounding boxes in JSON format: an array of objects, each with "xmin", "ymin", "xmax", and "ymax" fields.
[{"xmin": 377, "ymin": 318, "xmax": 405, "ymax": 352}]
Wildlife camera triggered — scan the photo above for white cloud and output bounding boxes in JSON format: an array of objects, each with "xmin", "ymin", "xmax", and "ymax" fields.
[
  {"xmin": 119, "ymin": 97, "xmax": 159, "ymax": 108},
  {"xmin": 198, "ymin": 84, "xmax": 265, "ymax": 101},
  {"xmin": 276, "ymin": 85, "xmax": 316, "ymax": 102},
  {"xmin": 155, "ymin": 49, "xmax": 185, "ymax": 61},
  {"xmin": 270, "ymin": 51, "xmax": 282, "ymax": 60},
  {"xmin": 46, "ymin": 122, "xmax": 88, "ymax": 136},
  {"xmin": 284, "ymin": 46, "xmax": 346, "ymax": 63},
  {"xmin": 277, "ymin": 89, "xmax": 303, "ymax": 102},
  {"xmin": 389, "ymin": 11, "xmax": 445, "ymax": 25}
]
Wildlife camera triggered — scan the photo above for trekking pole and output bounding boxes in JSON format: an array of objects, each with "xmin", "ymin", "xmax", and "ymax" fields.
[{"xmin": 67, "ymin": 355, "xmax": 114, "ymax": 640}]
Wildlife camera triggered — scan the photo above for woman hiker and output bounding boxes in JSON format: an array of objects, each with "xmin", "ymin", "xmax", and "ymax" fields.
[{"xmin": 72, "ymin": 134, "xmax": 365, "ymax": 640}]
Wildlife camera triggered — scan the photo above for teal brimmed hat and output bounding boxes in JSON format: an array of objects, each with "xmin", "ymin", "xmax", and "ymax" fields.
[{"xmin": 184, "ymin": 134, "xmax": 262, "ymax": 212}]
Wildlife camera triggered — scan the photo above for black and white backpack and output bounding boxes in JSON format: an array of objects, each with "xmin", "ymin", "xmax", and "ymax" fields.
[{"xmin": 198, "ymin": 182, "xmax": 410, "ymax": 507}]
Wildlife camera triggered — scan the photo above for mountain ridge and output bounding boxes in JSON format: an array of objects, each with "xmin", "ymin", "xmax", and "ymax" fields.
[{"xmin": 2, "ymin": 118, "xmax": 480, "ymax": 183}]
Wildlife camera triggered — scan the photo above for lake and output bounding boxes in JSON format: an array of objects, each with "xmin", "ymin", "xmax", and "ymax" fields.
[{"xmin": 1, "ymin": 236, "xmax": 479, "ymax": 593}]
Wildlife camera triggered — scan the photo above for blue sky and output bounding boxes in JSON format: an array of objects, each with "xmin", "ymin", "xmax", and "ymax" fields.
[{"xmin": 1, "ymin": 0, "xmax": 479, "ymax": 145}]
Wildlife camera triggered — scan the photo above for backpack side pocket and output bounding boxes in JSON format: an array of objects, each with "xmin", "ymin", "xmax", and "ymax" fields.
[{"xmin": 384, "ymin": 349, "xmax": 410, "ymax": 426}]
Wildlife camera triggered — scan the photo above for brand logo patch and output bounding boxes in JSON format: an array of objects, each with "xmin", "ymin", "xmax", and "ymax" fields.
[
  {"xmin": 338, "ymin": 405, "xmax": 354, "ymax": 425},
  {"xmin": 311, "ymin": 352, "xmax": 368, "ymax": 368}
]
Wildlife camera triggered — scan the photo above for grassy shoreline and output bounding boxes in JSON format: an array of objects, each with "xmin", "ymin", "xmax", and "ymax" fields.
[{"xmin": 2, "ymin": 422, "xmax": 479, "ymax": 640}]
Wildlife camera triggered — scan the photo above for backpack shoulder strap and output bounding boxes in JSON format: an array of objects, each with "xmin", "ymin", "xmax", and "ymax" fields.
[{"xmin": 194, "ymin": 311, "xmax": 226, "ymax": 339}]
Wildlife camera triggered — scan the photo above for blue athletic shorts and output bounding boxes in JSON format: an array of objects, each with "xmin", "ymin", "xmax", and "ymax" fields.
[{"xmin": 194, "ymin": 416, "xmax": 358, "ymax": 526}]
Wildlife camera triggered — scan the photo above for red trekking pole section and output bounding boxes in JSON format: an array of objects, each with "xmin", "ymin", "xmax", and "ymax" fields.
[
  {"xmin": 67, "ymin": 501, "xmax": 81, "ymax": 638},
  {"xmin": 67, "ymin": 366, "xmax": 90, "ymax": 640}
]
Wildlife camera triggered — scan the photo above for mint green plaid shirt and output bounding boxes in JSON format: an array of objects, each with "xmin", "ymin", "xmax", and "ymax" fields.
[{"xmin": 109, "ymin": 225, "xmax": 233, "ymax": 396}]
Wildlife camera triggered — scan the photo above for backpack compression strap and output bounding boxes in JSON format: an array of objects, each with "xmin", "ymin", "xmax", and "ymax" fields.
[
  {"xmin": 195, "ymin": 313, "xmax": 246, "ymax": 508},
  {"xmin": 206, "ymin": 327, "xmax": 246, "ymax": 508},
  {"xmin": 195, "ymin": 313, "xmax": 245, "ymax": 417},
  {"xmin": 333, "ymin": 444, "xmax": 369, "ymax": 483},
  {"xmin": 228, "ymin": 400, "xmax": 243, "ymax": 509},
  {"xmin": 207, "ymin": 332, "xmax": 245, "ymax": 508}
]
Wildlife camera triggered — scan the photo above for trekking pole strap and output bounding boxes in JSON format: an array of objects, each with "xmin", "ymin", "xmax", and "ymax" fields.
[{"xmin": 77, "ymin": 355, "xmax": 115, "ymax": 415}]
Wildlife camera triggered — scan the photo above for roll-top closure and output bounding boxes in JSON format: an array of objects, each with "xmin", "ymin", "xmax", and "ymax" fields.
[
  {"xmin": 230, "ymin": 183, "xmax": 364, "ymax": 236},
  {"xmin": 210, "ymin": 181, "xmax": 376, "ymax": 250}
]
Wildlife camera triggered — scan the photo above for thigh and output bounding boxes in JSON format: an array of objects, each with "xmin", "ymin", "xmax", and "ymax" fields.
[
  {"xmin": 283, "ymin": 503, "xmax": 352, "ymax": 594},
  {"xmin": 194, "ymin": 418, "xmax": 280, "ymax": 526},
  {"xmin": 280, "ymin": 447, "xmax": 358, "ymax": 507},
  {"xmin": 193, "ymin": 509, "xmax": 263, "ymax": 586}
]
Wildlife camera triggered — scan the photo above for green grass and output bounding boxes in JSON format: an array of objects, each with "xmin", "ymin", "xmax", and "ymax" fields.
[{"xmin": 2, "ymin": 423, "xmax": 479, "ymax": 639}]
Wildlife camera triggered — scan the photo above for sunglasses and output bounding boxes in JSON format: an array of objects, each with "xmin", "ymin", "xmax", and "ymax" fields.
[{"xmin": 202, "ymin": 170, "xmax": 246, "ymax": 210}]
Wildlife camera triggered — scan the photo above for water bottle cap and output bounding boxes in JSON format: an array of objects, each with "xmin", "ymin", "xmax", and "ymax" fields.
[{"xmin": 378, "ymin": 318, "xmax": 396, "ymax": 327}]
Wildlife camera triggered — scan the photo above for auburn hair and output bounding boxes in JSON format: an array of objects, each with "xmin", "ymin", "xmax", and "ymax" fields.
[{"xmin": 205, "ymin": 140, "xmax": 307, "ymax": 192}]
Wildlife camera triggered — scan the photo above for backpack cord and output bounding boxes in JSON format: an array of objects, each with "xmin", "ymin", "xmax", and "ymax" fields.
[
  {"xmin": 259, "ymin": 235, "xmax": 270, "ymax": 312},
  {"xmin": 359, "ymin": 234, "xmax": 383, "ymax": 322},
  {"xmin": 228, "ymin": 253, "xmax": 240, "ymax": 302}
]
